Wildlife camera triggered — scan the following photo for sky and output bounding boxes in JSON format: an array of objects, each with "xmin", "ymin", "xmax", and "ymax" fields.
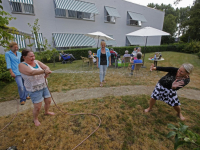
[{"xmin": 125, "ymin": 0, "xmax": 194, "ymax": 8}]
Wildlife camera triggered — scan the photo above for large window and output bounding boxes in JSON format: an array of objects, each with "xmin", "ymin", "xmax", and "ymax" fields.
[
  {"xmin": 54, "ymin": 0, "xmax": 98, "ymax": 21},
  {"xmin": 104, "ymin": 6, "xmax": 120, "ymax": 24},
  {"xmin": 127, "ymin": 11, "xmax": 147, "ymax": 27},
  {"xmin": 9, "ymin": 1, "xmax": 34, "ymax": 14},
  {"xmin": 55, "ymin": 9, "xmax": 94, "ymax": 21}
]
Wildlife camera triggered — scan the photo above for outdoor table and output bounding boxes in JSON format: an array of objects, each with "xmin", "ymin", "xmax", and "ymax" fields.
[{"xmin": 148, "ymin": 57, "xmax": 164, "ymax": 67}]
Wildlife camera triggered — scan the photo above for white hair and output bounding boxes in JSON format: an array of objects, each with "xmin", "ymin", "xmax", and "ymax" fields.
[{"xmin": 125, "ymin": 50, "xmax": 129, "ymax": 54}]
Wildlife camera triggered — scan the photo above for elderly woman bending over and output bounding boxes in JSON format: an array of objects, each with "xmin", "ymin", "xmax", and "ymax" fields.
[
  {"xmin": 19, "ymin": 49, "xmax": 54, "ymax": 126},
  {"xmin": 145, "ymin": 63, "xmax": 194, "ymax": 120}
]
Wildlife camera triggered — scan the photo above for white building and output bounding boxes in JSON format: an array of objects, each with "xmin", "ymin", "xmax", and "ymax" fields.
[{"xmin": 0, "ymin": 0, "xmax": 165, "ymax": 53}]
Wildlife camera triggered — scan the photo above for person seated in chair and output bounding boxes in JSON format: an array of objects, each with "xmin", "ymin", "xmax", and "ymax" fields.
[
  {"xmin": 122, "ymin": 50, "xmax": 131, "ymax": 62},
  {"xmin": 131, "ymin": 48, "xmax": 137, "ymax": 57},
  {"xmin": 61, "ymin": 51, "xmax": 76, "ymax": 60},
  {"xmin": 88, "ymin": 50, "xmax": 96, "ymax": 63},
  {"xmin": 110, "ymin": 48, "xmax": 117, "ymax": 57},
  {"xmin": 136, "ymin": 47, "xmax": 142, "ymax": 55},
  {"xmin": 130, "ymin": 52, "xmax": 143, "ymax": 75}
]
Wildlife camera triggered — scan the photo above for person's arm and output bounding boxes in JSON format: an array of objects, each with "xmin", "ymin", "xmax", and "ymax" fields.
[
  {"xmin": 172, "ymin": 78, "xmax": 190, "ymax": 90},
  {"xmin": 18, "ymin": 62, "xmax": 51, "ymax": 76},
  {"xmin": 37, "ymin": 60, "xmax": 50, "ymax": 70},
  {"xmin": 150, "ymin": 64, "xmax": 177, "ymax": 72},
  {"xmin": 109, "ymin": 56, "xmax": 111, "ymax": 66},
  {"xmin": 5, "ymin": 53, "xmax": 16, "ymax": 78}
]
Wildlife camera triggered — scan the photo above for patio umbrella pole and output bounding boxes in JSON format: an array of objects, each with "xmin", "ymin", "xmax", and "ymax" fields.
[
  {"xmin": 141, "ymin": 36, "xmax": 148, "ymax": 68},
  {"xmin": 97, "ymin": 36, "xmax": 99, "ymax": 49}
]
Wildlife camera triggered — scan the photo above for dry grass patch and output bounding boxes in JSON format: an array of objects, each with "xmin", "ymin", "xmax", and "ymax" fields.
[{"xmin": 0, "ymin": 95, "xmax": 200, "ymax": 150}]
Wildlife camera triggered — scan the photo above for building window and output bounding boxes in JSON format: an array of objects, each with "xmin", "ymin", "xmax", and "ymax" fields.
[
  {"xmin": 53, "ymin": 33, "xmax": 95, "ymax": 50},
  {"xmin": 13, "ymin": 34, "xmax": 26, "ymax": 49},
  {"xmin": 104, "ymin": 6, "xmax": 120, "ymax": 24},
  {"xmin": 127, "ymin": 11, "xmax": 147, "ymax": 27},
  {"xmin": 9, "ymin": 1, "xmax": 34, "ymax": 14},
  {"xmin": 33, "ymin": 33, "xmax": 44, "ymax": 51},
  {"xmin": 56, "ymin": 9, "xmax": 94, "ymax": 21},
  {"xmin": 54, "ymin": 0, "xmax": 98, "ymax": 21}
]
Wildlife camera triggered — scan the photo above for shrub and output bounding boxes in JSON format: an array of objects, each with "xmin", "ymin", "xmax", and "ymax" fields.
[
  {"xmin": 0, "ymin": 54, "xmax": 14, "ymax": 84},
  {"xmin": 167, "ymin": 122, "xmax": 200, "ymax": 150},
  {"xmin": 182, "ymin": 41, "xmax": 200, "ymax": 53}
]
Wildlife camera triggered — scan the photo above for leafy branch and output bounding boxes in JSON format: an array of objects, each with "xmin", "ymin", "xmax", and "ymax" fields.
[{"xmin": 167, "ymin": 122, "xmax": 200, "ymax": 150}]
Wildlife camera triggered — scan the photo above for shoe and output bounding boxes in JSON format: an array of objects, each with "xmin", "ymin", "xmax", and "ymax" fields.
[
  {"xmin": 130, "ymin": 73, "xmax": 133, "ymax": 75},
  {"xmin": 26, "ymin": 96, "xmax": 31, "ymax": 100},
  {"xmin": 20, "ymin": 101, "xmax": 25, "ymax": 105}
]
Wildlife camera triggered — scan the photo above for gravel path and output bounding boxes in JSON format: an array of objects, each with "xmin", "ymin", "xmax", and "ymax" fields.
[{"xmin": 0, "ymin": 85, "xmax": 199, "ymax": 117}]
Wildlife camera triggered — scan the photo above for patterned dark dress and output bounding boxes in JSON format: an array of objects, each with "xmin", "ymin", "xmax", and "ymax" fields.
[{"xmin": 151, "ymin": 67, "xmax": 190, "ymax": 106}]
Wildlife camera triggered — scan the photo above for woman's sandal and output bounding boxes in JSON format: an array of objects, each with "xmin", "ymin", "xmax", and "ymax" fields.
[
  {"xmin": 100, "ymin": 83, "xmax": 103, "ymax": 87},
  {"xmin": 103, "ymin": 80, "xmax": 106, "ymax": 83}
]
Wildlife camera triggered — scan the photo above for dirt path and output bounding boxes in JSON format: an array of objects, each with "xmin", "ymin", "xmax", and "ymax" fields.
[{"xmin": 0, "ymin": 85, "xmax": 199, "ymax": 117}]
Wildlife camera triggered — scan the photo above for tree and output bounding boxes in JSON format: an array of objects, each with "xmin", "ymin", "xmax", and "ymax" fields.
[
  {"xmin": 0, "ymin": 0, "xmax": 16, "ymax": 48},
  {"xmin": 182, "ymin": 0, "xmax": 200, "ymax": 41},
  {"xmin": 148, "ymin": 3, "xmax": 178, "ymax": 44},
  {"xmin": 28, "ymin": 18, "xmax": 42, "ymax": 52},
  {"xmin": 176, "ymin": 6, "xmax": 190, "ymax": 38},
  {"xmin": 162, "ymin": 14, "xmax": 177, "ymax": 44}
]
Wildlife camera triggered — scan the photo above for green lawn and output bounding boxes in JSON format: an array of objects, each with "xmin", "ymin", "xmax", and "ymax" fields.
[{"xmin": 0, "ymin": 51, "xmax": 200, "ymax": 102}]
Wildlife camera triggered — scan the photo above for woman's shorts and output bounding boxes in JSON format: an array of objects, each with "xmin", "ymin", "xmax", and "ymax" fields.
[{"xmin": 28, "ymin": 87, "xmax": 51, "ymax": 104}]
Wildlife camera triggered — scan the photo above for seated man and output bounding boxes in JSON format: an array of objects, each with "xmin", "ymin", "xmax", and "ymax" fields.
[
  {"xmin": 130, "ymin": 52, "xmax": 143, "ymax": 75},
  {"xmin": 61, "ymin": 51, "xmax": 76, "ymax": 60},
  {"xmin": 122, "ymin": 50, "xmax": 131, "ymax": 62},
  {"xmin": 110, "ymin": 48, "xmax": 117, "ymax": 57},
  {"xmin": 88, "ymin": 50, "xmax": 96, "ymax": 63}
]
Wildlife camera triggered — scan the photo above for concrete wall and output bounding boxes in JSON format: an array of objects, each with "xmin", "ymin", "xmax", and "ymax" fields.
[{"xmin": 0, "ymin": 0, "xmax": 165, "ymax": 53}]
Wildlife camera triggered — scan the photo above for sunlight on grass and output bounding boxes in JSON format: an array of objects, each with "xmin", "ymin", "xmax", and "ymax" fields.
[{"xmin": 0, "ymin": 95, "xmax": 200, "ymax": 149}]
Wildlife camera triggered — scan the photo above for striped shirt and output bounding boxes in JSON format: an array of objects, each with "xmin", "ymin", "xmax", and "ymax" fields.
[{"xmin": 5, "ymin": 50, "xmax": 22, "ymax": 76}]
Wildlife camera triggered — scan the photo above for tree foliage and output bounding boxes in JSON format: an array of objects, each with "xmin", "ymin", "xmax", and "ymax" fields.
[
  {"xmin": 147, "ymin": 3, "xmax": 179, "ymax": 44},
  {"xmin": 28, "ymin": 18, "xmax": 42, "ymax": 52},
  {"xmin": 0, "ymin": 0, "xmax": 16, "ymax": 48},
  {"xmin": 167, "ymin": 122, "xmax": 200, "ymax": 150},
  {"xmin": 182, "ymin": 0, "xmax": 200, "ymax": 41}
]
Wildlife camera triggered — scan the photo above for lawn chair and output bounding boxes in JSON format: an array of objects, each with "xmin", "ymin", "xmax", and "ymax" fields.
[
  {"xmin": 128, "ymin": 63, "xmax": 143, "ymax": 76},
  {"xmin": 60, "ymin": 53, "xmax": 73, "ymax": 64},
  {"xmin": 80, "ymin": 56, "xmax": 89, "ymax": 67},
  {"xmin": 123, "ymin": 57, "xmax": 131, "ymax": 67},
  {"xmin": 88, "ymin": 57, "xmax": 94, "ymax": 69}
]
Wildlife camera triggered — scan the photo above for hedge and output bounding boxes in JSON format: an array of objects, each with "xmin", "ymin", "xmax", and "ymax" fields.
[
  {"xmin": 0, "ymin": 54, "xmax": 14, "ymax": 85},
  {"xmin": 60, "ymin": 44, "xmax": 188, "ymax": 61}
]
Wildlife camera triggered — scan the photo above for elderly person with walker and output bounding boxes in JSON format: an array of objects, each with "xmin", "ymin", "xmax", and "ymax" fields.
[
  {"xmin": 144, "ymin": 63, "xmax": 194, "ymax": 120},
  {"xmin": 19, "ymin": 49, "xmax": 54, "ymax": 126},
  {"xmin": 5, "ymin": 42, "xmax": 29, "ymax": 105},
  {"xmin": 96, "ymin": 41, "xmax": 111, "ymax": 87}
]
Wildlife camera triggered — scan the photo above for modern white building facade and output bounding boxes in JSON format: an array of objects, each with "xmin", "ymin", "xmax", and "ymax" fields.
[{"xmin": 0, "ymin": 0, "xmax": 165, "ymax": 53}]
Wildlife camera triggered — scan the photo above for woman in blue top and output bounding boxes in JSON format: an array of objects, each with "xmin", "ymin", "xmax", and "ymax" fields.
[
  {"xmin": 96, "ymin": 41, "xmax": 111, "ymax": 87},
  {"xmin": 5, "ymin": 42, "xmax": 28, "ymax": 105},
  {"xmin": 130, "ymin": 52, "xmax": 143, "ymax": 75}
]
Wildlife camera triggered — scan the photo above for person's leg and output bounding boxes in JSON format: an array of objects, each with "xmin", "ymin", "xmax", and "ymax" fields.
[
  {"xmin": 173, "ymin": 106, "xmax": 185, "ymax": 121},
  {"xmin": 102, "ymin": 65, "xmax": 107, "ymax": 83},
  {"xmin": 33, "ymin": 102, "xmax": 42, "ymax": 126},
  {"xmin": 44, "ymin": 97, "xmax": 55, "ymax": 115},
  {"xmin": 15, "ymin": 75, "xmax": 27, "ymax": 103},
  {"xmin": 99, "ymin": 65, "xmax": 103, "ymax": 86},
  {"xmin": 144, "ymin": 98, "xmax": 156, "ymax": 112},
  {"xmin": 130, "ymin": 70, "xmax": 133, "ymax": 75}
]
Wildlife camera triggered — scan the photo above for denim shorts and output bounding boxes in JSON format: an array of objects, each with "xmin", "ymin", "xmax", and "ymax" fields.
[{"xmin": 28, "ymin": 87, "xmax": 51, "ymax": 104}]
